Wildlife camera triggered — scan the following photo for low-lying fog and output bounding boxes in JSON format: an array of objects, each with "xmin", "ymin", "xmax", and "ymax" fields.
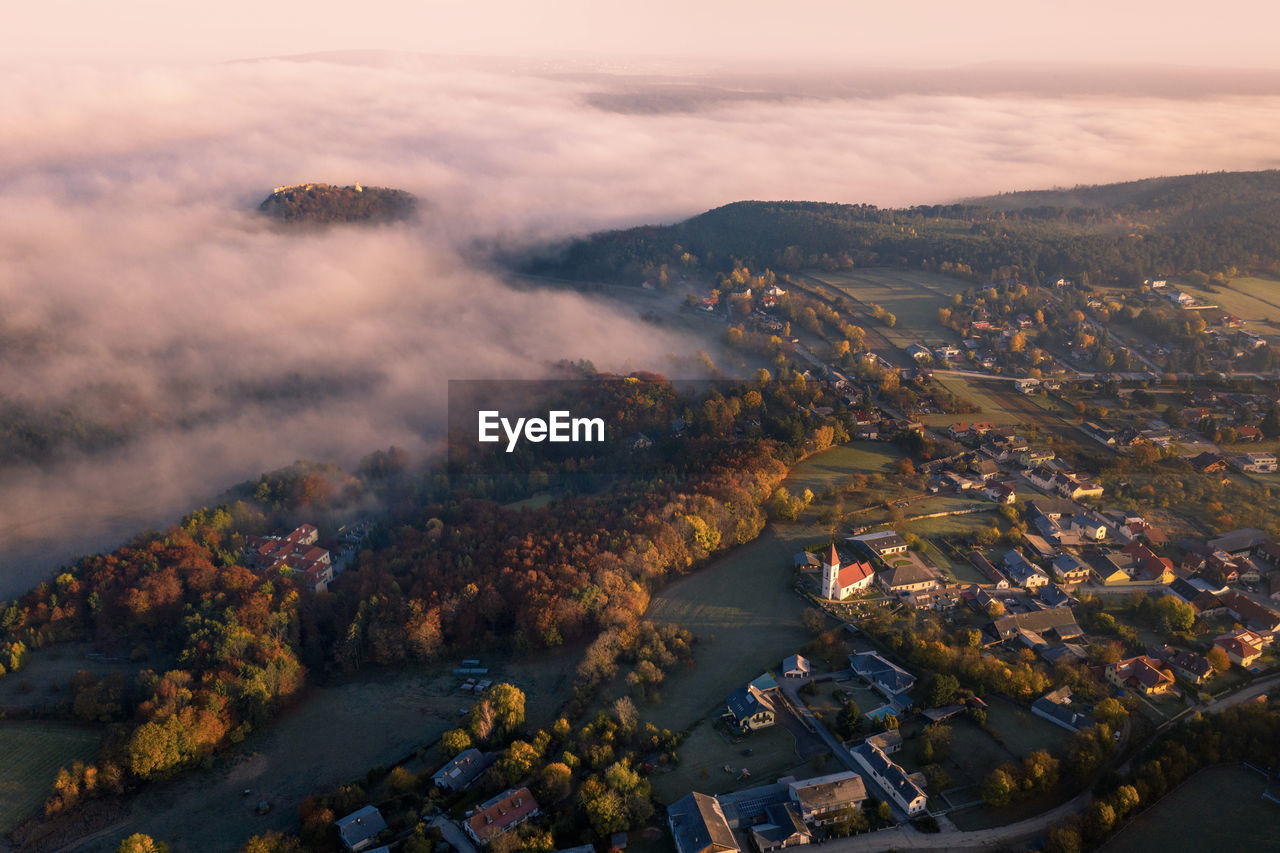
[{"xmin": 4, "ymin": 53, "xmax": 1280, "ymax": 596}]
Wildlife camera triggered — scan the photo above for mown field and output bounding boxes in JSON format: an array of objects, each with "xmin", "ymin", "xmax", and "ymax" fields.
[
  {"xmin": 0, "ymin": 721, "xmax": 100, "ymax": 833},
  {"xmin": 782, "ymin": 442, "xmax": 902, "ymax": 495},
  {"xmin": 1170, "ymin": 275, "xmax": 1280, "ymax": 331},
  {"xmin": 642, "ymin": 528, "xmax": 812, "ymax": 732},
  {"xmin": 1100, "ymin": 764, "xmax": 1279, "ymax": 853},
  {"xmin": 806, "ymin": 268, "xmax": 969, "ymax": 350}
]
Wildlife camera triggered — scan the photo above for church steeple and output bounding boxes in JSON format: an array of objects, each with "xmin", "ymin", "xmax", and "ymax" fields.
[{"xmin": 822, "ymin": 543, "xmax": 840, "ymax": 600}]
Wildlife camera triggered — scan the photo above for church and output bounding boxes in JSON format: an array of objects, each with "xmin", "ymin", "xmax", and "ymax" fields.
[{"xmin": 820, "ymin": 544, "xmax": 875, "ymax": 601}]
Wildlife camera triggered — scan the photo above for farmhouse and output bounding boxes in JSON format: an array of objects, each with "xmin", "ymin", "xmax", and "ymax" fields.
[
  {"xmin": 668, "ymin": 793, "xmax": 739, "ymax": 853},
  {"xmin": 336, "ymin": 806, "xmax": 388, "ymax": 852},
  {"xmin": 465, "ymin": 788, "xmax": 541, "ymax": 845}
]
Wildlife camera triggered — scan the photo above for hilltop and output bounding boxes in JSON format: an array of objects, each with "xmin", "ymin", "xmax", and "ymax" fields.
[
  {"xmin": 522, "ymin": 169, "xmax": 1280, "ymax": 287},
  {"xmin": 258, "ymin": 182, "xmax": 417, "ymax": 225}
]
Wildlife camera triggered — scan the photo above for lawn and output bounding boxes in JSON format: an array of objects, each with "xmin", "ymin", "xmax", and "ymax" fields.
[
  {"xmin": 649, "ymin": 721, "xmax": 826, "ymax": 804},
  {"xmin": 1100, "ymin": 764, "xmax": 1280, "ymax": 853},
  {"xmin": 0, "ymin": 721, "xmax": 100, "ymax": 833},
  {"xmin": 982, "ymin": 695, "xmax": 1072, "ymax": 758},
  {"xmin": 642, "ymin": 527, "xmax": 813, "ymax": 732}
]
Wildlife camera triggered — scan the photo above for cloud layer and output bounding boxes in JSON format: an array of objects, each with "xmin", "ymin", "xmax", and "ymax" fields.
[{"xmin": 4, "ymin": 55, "xmax": 1280, "ymax": 594}]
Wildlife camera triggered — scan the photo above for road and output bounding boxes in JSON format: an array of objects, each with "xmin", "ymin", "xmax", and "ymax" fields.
[{"xmin": 778, "ymin": 676, "xmax": 910, "ymax": 823}]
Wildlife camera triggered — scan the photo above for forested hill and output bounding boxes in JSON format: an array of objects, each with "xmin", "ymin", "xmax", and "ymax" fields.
[
  {"xmin": 522, "ymin": 169, "xmax": 1280, "ymax": 287},
  {"xmin": 258, "ymin": 182, "xmax": 417, "ymax": 225}
]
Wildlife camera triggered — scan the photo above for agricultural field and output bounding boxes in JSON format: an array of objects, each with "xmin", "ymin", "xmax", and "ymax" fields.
[
  {"xmin": 981, "ymin": 696, "xmax": 1072, "ymax": 758},
  {"xmin": 642, "ymin": 528, "xmax": 812, "ymax": 732},
  {"xmin": 1168, "ymin": 275, "xmax": 1280, "ymax": 332},
  {"xmin": 1100, "ymin": 764, "xmax": 1280, "ymax": 853},
  {"xmin": 805, "ymin": 268, "xmax": 970, "ymax": 349},
  {"xmin": 79, "ymin": 648, "xmax": 583, "ymax": 853},
  {"xmin": 0, "ymin": 721, "xmax": 100, "ymax": 833}
]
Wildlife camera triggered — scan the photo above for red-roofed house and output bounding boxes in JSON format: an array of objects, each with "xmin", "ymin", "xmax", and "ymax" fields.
[
  {"xmin": 465, "ymin": 788, "xmax": 540, "ymax": 845},
  {"xmin": 1215, "ymin": 633, "xmax": 1263, "ymax": 667},
  {"xmin": 1105, "ymin": 656, "xmax": 1175, "ymax": 695}
]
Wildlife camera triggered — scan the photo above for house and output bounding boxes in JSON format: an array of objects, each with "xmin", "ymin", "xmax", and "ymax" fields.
[
  {"xmin": 1026, "ymin": 465, "xmax": 1058, "ymax": 492},
  {"xmin": 1189, "ymin": 452, "xmax": 1228, "ymax": 474},
  {"xmin": 1054, "ymin": 472, "xmax": 1104, "ymax": 501},
  {"xmin": 972, "ymin": 458, "xmax": 1001, "ymax": 481},
  {"xmin": 1069, "ymin": 512, "xmax": 1109, "ymax": 541},
  {"xmin": 1018, "ymin": 447, "xmax": 1056, "ymax": 467},
  {"xmin": 1004, "ymin": 550, "xmax": 1049, "ymax": 590},
  {"xmin": 1232, "ymin": 453, "xmax": 1278, "ymax": 474},
  {"xmin": 432, "ymin": 748, "xmax": 495, "ymax": 792},
  {"xmin": 465, "ymin": 789, "xmax": 541, "ymax": 845},
  {"xmin": 1216, "ymin": 592, "xmax": 1280, "ymax": 635},
  {"xmin": 1161, "ymin": 648, "xmax": 1214, "ymax": 684},
  {"xmin": 907, "ymin": 343, "xmax": 933, "ymax": 362},
  {"xmin": 1210, "ymin": 528, "xmax": 1270, "ymax": 557},
  {"xmin": 627, "ymin": 433, "xmax": 655, "ymax": 451},
  {"xmin": 1039, "ymin": 584, "xmax": 1075, "ymax": 609},
  {"xmin": 786, "ymin": 772, "xmax": 868, "ymax": 825},
  {"xmin": 725, "ymin": 684, "xmax": 776, "ymax": 732},
  {"xmin": 983, "ymin": 482, "xmax": 1016, "ymax": 504},
  {"xmin": 750, "ymin": 803, "xmax": 810, "ymax": 851},
  {"xmin": 1014, "ymin": 378, "xmax": 1041, "ymax": 394},
  {"xmin": 336, "ymin": 806, "xmax": 388, "ymax": 852},
  {"xmin": 1105, "ymin": 657, "xmax": 1175, "ymax": 695},
  {"xmin": 668, "ymin": 793, "xmax": 739, "ymax": 853},
  {"xmin": 849, "ymin": 651, "xmax": 916, "ymax": 699},
  {"xmin": 1028, "ymin": 498, "xmax": 1085, "ymax": 520},
  {"xmin": 820, "ymin": 545, "xmax": 875, "ymax": 600},
  {"xmin": 992, "ymin": 608, "xmax": 1083, "ymax": 645},
  {"xmin": 851, "ymin": 743, "xmax": 928, "ymax": 816},
  {"xmin": 967, "ymin": 551, "xmax": 1009, "ymax": 588},
  {"xmin": 1215, "ymin": 632, "xmax": 1263, "ymax": 667},
  {"xmin": 1031, "ymin": 687, "xmax": 1092, "ymax": 732},
  {"xmin": 865, "ymin": 730, "xmax": 903, "ymax": 755},
  {"xmin": 1052, "ymin": 553, "xmax": 1091, "ymax": 586},
  {"xmin": 1091, "ymin": 553, "xmax": 1133, "ymax": 586},
  {"xmin": 851, "ymin": 531, "xmax": 910, "ymax": 558},
  {"xmin": 782, "ymin": 654, "xmax": 810, "ymax": 679},
  {"xmin": 878, "ymin": 562, "xmax": 941, "ymax": 594}
]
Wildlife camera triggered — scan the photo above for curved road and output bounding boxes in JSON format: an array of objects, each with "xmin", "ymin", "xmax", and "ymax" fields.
[{"xmin": 817, "ymin": 673, "xmax": 1279, "ymax": 852}]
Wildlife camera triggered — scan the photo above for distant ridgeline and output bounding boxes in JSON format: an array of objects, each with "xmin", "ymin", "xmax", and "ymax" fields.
[
  {"xmin": 258, "ymin": 182, "xmax": 417, "ymax": 225},
  {"xmin": 523, "ymin": 169, "xmax": 1280, "ymax": 287}
]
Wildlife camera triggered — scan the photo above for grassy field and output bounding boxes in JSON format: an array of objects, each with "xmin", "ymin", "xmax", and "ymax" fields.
[
  {"xmin": 783, "ymin": 442, "xmax": 903, "ymax": 495},
  {"xmin": 1100, "ymin": 764, "xmax": 1279, "ymax": 853},
  {"xmin": 806, "ymin": 269, "xmax": 969, "ymax": 349},
  {"xmin": 649, "ymin": 722, "xmax": 822, "ymax": 804},
  {"xmin": 0, "ymin": 643, "xmax": 151, "ymax": 714},
  {"xmin": 1169, "ymin": 275, "xmax": 1280, "ymax": 331},
  {"xmin": 80, "ymin": 647, "xmax": 583, "ymax": 853},
  {"xmin": 642, "ymin": 528, "xmax": 812, "ymax": 732},
  {"xmin": 982, "ymin": 696, "xmax": 1071, "ymax": 758},
  {"xmin": 0, "ymin": 721, "xmax": 100, "ymax": 833}
]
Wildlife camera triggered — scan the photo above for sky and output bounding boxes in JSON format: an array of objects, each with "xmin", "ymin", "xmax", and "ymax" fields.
[{"xmin": 5, "ymin": 1, "xmax": 1280, "ymax": 68}]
